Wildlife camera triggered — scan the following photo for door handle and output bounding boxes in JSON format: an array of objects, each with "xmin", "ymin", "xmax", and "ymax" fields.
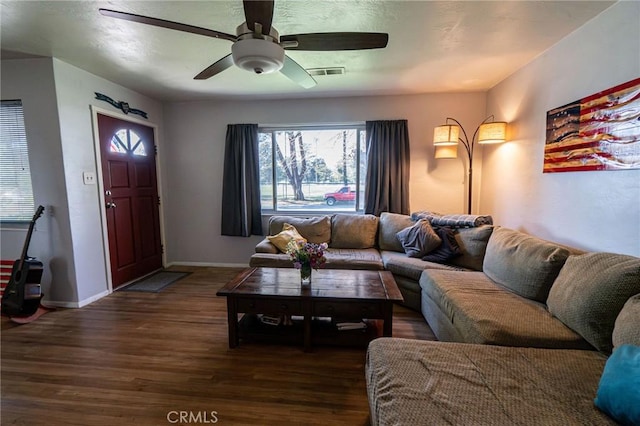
[{"xmin": 106, "ymin": 202, "xmax": 117, "ymax": 209}]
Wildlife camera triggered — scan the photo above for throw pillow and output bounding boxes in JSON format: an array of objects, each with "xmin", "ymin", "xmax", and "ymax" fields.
[
  {"xmin": 594, "ymin": 344, "xmax": 640, "ymax": 425},
  {"xmin": 547, "ymin": 252, "xmax": 640, "ymax": 354},
  {"xmin": 396, "ymin": 220, "xmax": 442, "ymax": 258},
  {"xmin": 422, "ymin": 226, "xmax": 462, "ymax": 263},
  {"xmin": 448, "ymin": 225, "xmax": 494, "ymax": 271},
  {"xmin": 267, "ymin": 223, "xmax": 307, "ymax": 253}
]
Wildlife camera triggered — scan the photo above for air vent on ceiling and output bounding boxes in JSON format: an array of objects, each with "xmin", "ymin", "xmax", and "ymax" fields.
[{"xmin": 305, "ymin": 67, "xmax": 346, "ymax": 76}]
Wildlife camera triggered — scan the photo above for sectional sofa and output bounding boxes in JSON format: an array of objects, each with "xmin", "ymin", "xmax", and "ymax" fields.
[
  {"xmin": 365, "ymin": 221, "xmax": 639, "ymax": 425},
  {"xmin": 250, "ymin": 212, "xmax": 640, "ymax": 425},
  {"xmin": 366, "ymin": 293, "xmax": 640, "ymax": 425},
  {"xmin": 249, "ymin": 212, "xmax": 494, "ymax": 312}
]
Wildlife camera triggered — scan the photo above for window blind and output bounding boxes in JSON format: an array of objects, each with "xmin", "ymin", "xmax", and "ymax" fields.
[{"xmin": 0, "ymin": 100, "xmax": 35, "ymax": 221}]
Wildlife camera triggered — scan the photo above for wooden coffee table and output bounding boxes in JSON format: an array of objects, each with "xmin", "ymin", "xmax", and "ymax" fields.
[{"xmin": 217, "ymin": 267, "xmax": 404, "ymax": 351}]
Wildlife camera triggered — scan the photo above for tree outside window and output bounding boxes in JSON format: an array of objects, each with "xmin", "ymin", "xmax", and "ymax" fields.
[{"xmin": 259, "ymin": 125, "xmax": 366, "ymax": 212}]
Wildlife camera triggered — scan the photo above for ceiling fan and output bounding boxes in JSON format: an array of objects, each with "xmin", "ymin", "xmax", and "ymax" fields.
[{"xmin": 99, "ymin": 0, "xmax": 388, "ymax": 89}]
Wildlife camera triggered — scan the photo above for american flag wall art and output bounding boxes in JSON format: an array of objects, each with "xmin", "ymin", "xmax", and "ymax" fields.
[{"xmin": 544, "ymin": 78, "xmax": 640, "ymax": 173}]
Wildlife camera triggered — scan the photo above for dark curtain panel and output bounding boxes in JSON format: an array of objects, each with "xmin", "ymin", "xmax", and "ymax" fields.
[
  {"xmin": 221, "ymin": 124, "xmax": 263, "ymax": 236},
  {"xmin": 364, "ymin": 120, "xmax": 411, "ymax": 216}
]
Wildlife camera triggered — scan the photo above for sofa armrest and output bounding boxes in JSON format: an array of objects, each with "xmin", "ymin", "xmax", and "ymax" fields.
[{"xmin": 255, "ymin": 238, "xmax": 279, "ymax": 254}]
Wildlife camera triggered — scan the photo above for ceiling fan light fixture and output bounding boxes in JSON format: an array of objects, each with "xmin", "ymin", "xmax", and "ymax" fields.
[{"xmin": 231, "ymin": 38, "xmax": 284, "ymax": 74}]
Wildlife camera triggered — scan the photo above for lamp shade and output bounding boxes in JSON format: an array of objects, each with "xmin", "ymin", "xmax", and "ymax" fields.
[
  {"xmin": 433, "ymin": 124, "xmax": 459, "ymax": 146},
  {"xmin": 434, "ymin": 145, "xmax": 458, "ymax": 159},
  {"xmin": 478, "ymin": 121, "xmax": 507, "ymax": 144}
]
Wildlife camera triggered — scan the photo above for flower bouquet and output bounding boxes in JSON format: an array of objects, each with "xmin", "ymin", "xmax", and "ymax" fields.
[{"xmin": 286, "ymin": 241, "xmax": 328, "ymax": 285}]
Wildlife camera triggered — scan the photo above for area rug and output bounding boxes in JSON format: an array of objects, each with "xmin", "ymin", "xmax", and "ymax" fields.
[{"xmin": 122, "ymin": 271, "xmax": 190, "ymax": 292}]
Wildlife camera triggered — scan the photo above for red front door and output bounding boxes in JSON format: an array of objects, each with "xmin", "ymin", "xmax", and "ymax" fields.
[{"xmin": 97, "ymin": 113, "xmax": 162, "ymax": 289}]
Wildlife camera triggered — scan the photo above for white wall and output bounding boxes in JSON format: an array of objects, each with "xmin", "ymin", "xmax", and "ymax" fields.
[
  {"xmin": 1, "ymin": 57, "xmax": 165, "ymax": 307},
  {"xmin": 483, "ymin": 1, "xmax": 640, "ymax": 256},
  {"xmin": 163, "ymin": 92, "xmax": 486, "ymax": 265},
  {"xmin": 0, "ymin": 58, "xmax": 77, "ymax": 303},
  {"xmin": 51, "ymin": 59, "xmax": 165, "ymax": 304}
]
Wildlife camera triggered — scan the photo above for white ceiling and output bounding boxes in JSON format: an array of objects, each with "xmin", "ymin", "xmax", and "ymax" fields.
[{"xmin": 1, "ymin": 0, "xmax": 615, "ymax": 102}]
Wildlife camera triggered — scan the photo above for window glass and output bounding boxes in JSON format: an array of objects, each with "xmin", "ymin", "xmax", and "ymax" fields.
[
  {"xmin": 358, "ymin": 129, "xmax": 367, "ymax": 208},
  {"xmin": 0, "ymin": 100, "xmax": 35, "ymax": 222},
  {"xmin": 259, "ymin": 125, "xmax": 365, "ymax": 212},
  {"xmin": 110, "ymin": 129, "xmax": 146, "ymax": 156},
  {"xmin": 259, "ymin": 131, "xmax": 274, "ymax": 210}
]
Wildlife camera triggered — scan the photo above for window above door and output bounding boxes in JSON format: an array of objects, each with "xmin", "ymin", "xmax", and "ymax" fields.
[{"xmin": 109, "ymin": 128, "xmax": 147, "ymax": 156}]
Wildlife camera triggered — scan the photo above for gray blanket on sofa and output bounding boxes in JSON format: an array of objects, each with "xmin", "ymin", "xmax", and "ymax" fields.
[{"xmin": 366, "ymin": 338, "xmax": 615, "ymax": 426}]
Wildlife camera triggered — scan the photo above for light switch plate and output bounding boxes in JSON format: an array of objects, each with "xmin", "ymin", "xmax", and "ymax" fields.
[{"xmin": 83, "ymin": 171, "xmax": 96, "ymax": 185}]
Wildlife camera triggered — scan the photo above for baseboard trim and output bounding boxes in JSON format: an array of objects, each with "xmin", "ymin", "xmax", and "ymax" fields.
[
  {"xmin": 44, "ymin": 289, "xmax": 110, "ymax": 309},
  {"xmin": 41, "ymin": 263, "xmax": 248, "ymax": 309},
  {"xmin": 166, "ymin": 261, "xmax": 249, "ymax": 268}
]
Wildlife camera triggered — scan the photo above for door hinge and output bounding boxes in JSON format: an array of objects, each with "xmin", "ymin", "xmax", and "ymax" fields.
[
  {"xmin": 161, "ymin": 244, "xmax": 164, "ymax": 254},
  {"xmin": 154, "ymin": 145, "xmax": 158, "ymax": 155},
  {"xmin": 157, "ymin": 196, "xmax": 161, "ymax": 205}
]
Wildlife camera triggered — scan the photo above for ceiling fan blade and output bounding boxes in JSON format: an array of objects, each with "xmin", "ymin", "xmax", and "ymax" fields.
[
  {"xmin": 194, "ymin": 54, "xmax": 235, "ymax": 80},
  {"xmin": 99, "ymin": 8, "xmax": 236, "ymax": 42},
  {"xmin": 280, "ymin": 55, "xmax": 316, "ymax": 89},
  {"xmin": 281, "ymin": 32, "xmax": 389, "ymax": 51},
  {"xmin": 242, "ymin": 0, "xmax": 274, "ymax": 35}
]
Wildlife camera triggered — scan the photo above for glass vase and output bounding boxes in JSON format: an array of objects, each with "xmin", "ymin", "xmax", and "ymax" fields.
[{"xmin": 300, "ymin": 262, "xmax": 312, "ymax": 287}]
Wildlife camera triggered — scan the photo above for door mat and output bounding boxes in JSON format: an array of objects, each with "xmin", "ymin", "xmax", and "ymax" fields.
[{"xmin": 122, "ymin": 271, "xmax": 191, "ymax": 293}]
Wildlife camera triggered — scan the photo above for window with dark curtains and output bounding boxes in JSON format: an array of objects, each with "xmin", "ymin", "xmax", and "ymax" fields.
[
  {"xmin": 221, "ymin": 124, "xmax": 263, "ymax": 236},
  {"xmin": 364, "ymin": 120, "xmax": 411, "ymax": 216}
]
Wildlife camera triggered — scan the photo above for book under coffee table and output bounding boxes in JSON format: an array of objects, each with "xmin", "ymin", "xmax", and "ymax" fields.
[{"xmin": 216, "ymin": 267, "xmax": 404, "ymax": 352}]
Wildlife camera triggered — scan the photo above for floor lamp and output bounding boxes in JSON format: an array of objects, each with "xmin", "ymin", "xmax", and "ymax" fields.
[{"xmin": 433, "ymin": 116, "xmax": 507, "ymax": 214}]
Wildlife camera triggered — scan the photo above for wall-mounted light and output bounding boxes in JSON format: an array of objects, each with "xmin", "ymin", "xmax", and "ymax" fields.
[{"xmin": 433, "ymin": 116, "xmax": 507, "ymax": 214}]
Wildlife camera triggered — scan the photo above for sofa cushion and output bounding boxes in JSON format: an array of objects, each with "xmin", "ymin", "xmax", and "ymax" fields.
[
  {"xmin": 268, "ymin": 215, "xmax": 331, "ymax": 244},
  {"xmin": 250, "ymin": 248, "xmax": 383, "ymax": 270},
  {"xmin": 448, "ymin": 225, "xmax": 493, "ymax": 271},
  {"xmin": 483, "ymin": 227, "xmax": 570, "ymax": 302},
  {"xmin": 613, "ymin": 294, "xmax": 640, "ymax": 349},
  {"xmin": 324, "ymin": 248, "xmax": 383, "ymax": 270},
  {"xmin": 366, "ymin": 338, "xmax": 612, "ymax": 426},
  {"xmin": 422, "ymin": 226, "xmax": 462, "ymax": 263},
  {"xmin": 381, "ymin": 251, "xmax": 465, "ymax": 281},
  {"xmin": 255, "ymin": 238, "xmax": 278, "ymax": 254},
  {"xmin": 330, "ymin": 214, "xmax": 379, "ymax": 249},
  {"xmin": 266, "ymin": 223, "xmax": 307, "ymax": 252},
  {"xmin": 249, "ymin": 253, "xmax": 297, "ymax": 268},
  {"xmin": 378, "ymin": 212, "xmax": 414, "ymax": 252},
  {"xmin": 420, "ymin": 269, "xmax": 592, "ymax": 349},
  {"xmin": 393, "ymin": 275, "xmax": 423, "ymax": 312},
  {"xmin": 547, "ymin": 252, "xmax": 640, "ymax": 354},
  {"xmin": 396, "ymin": 220, "xmax": 442, "ymax": 258}
]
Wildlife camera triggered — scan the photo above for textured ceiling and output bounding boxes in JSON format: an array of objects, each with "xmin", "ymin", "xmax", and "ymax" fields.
[{"xmin": 1, "ymin": 0, "xmax": 615, "ymax": 101}]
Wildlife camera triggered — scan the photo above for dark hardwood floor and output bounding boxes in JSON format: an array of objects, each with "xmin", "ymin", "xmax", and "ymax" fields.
[{"xmin": 1, "ymin": 266, "xmax": 435, "ymax": 426}]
